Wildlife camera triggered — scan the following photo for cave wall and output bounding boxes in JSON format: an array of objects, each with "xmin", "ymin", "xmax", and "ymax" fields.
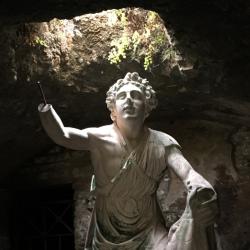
[{"xmin": 1, "ymin": 6, "xmax": 249, "ymax": 182}]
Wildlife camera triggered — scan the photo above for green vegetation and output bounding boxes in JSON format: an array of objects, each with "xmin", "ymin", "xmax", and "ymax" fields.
[
  {"xmin": 16, "ymin": 24, "xmax": 48, "ymax": 49},
  {"xmin": 33, "ymin": 36, "xmax": 48, "ymax": 48},
  {"xmin": 108, "ymin": 9, "xmax": 177, "ymax": 71}
]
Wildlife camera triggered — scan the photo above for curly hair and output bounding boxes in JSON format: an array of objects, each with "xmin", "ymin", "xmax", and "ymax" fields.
[{"xmin": 106, "ymin": 72, "xmax": 158, "ymax": 121}]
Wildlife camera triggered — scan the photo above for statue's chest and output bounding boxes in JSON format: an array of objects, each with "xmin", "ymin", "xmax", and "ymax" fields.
[
  {"xmin": 90, "ymin": 135, "xmax": 127, "ymax": 181},
  {"xmin": 89, "ymin": 131, "xmax": 167, "ymax": 186}
]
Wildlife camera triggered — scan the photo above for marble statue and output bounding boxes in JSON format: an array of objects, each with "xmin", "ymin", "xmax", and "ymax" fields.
[{"xmin": 38, "ymin": 72, "xmax": 218, "ymax": 250}]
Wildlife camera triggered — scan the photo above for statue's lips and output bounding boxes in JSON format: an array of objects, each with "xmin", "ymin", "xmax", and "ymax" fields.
[{"xmin": 123, "ymin": 106, "xmax": 135, "ymax": 113}]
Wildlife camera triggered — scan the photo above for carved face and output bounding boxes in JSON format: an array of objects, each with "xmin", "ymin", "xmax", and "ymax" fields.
[{"xmin": 113, "ymin": 83, "xmax": 146, "ymax": 122}]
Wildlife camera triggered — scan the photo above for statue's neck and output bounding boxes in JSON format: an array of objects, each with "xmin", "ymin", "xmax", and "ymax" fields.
[
  {"xmin": 115, "ymin": 119, "xmax": 145, "ymax": 150},
  {"xmin": 116, "ymin": 118, "xmax": 143, "ymax": 137}
]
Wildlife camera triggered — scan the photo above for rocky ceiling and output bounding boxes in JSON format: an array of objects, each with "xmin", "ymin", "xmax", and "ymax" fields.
[{"xmin": 0, "ymin": 0, "xmax": 249, "ymax": 185}]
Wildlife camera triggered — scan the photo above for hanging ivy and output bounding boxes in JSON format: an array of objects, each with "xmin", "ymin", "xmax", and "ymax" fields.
[{"xmin": 107, "ymin": 9, "xmax": 178, "ymax": 71}]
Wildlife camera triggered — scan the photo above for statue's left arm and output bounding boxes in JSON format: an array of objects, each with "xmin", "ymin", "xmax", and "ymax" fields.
[
  {"xmin": 166, "ymin": 146, "xmax": 218, "ymax": 227},
  {"xmin": 167, "ymin": 146, "xmax": 212, "ymax": 190}
]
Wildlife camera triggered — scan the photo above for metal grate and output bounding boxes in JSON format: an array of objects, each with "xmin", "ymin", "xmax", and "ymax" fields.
[{"xmin": 12, "ymin": 187, "xmax": 74, "ymax": 250}]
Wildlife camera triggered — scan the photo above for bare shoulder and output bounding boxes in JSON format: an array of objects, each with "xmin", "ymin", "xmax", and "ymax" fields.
[
  {"xmin": 149, "ymin": 128, "xmax": 181, "ymax": 148},
  {"xmin": 85, "ymin": 124, "xmax": 115, "ymax": 138}
]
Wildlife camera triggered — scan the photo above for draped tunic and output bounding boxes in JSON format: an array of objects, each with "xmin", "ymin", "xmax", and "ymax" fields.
[{"xmin": 87, "ymin": 128, "xmax": 180, "ymax": 250}]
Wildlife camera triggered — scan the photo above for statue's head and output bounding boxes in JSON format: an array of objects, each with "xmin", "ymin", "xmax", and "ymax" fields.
[{"xmin": 106, "ymin": 72, "xmax": 158, "ymax": 122}]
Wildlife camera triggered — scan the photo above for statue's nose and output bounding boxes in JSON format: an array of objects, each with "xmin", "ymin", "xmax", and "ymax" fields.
[{"xmin": 125, "ymin": 96, "xmax": 132, "ymax": 104}]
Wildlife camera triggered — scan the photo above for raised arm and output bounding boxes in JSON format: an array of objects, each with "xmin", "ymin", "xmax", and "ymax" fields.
[{"xmin": 38, "ymin": 104, "xmax": 95, "ymax": 150}]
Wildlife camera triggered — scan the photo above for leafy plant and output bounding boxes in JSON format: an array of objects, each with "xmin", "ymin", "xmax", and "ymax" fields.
[
  {"xmin": 108, "ymin": 9, "xmax": 178, "ymax": 71},
  {"xmin": 33, "ymin": 36, "xmax": 48, "ymax": 48}
]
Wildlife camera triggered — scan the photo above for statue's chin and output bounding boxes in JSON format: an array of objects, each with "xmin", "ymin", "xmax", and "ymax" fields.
[{"xmin": 122, "ymin": 114, "xmax": 140, "ymax": 120}]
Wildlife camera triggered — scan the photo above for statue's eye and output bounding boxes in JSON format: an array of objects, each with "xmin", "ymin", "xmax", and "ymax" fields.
[
  {"xmin": 131, "ymin": 90, "xmax": 143, "ymax": 100},
  {"xmin": 116, "ymin": 92, "xmax": 126, "ymax": 100}
]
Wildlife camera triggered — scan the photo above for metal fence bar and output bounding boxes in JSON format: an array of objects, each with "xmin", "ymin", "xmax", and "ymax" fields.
[
  {"xmin": 14, "ymin": 190, "xmax": 74, "ymax": 250},
  {"xmin": 58, "ymin": 236, "xmax": 62, "ymax": 250}
]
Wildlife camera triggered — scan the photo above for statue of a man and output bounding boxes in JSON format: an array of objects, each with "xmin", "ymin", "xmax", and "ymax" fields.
[{"xmin": 38, "ymin": 72, "xmax": 218, "ymax": 250}]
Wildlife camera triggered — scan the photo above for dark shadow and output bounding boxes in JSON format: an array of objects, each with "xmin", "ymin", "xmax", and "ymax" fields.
[{"xmin": 10, "ymin": 185, "xmax": 74, "ymax": 250}]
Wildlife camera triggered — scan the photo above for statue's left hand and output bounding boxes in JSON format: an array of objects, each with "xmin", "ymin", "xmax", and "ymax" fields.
[{"xmin": 190, "ymin": 188, "xmax": 219, "ymax": 227}]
